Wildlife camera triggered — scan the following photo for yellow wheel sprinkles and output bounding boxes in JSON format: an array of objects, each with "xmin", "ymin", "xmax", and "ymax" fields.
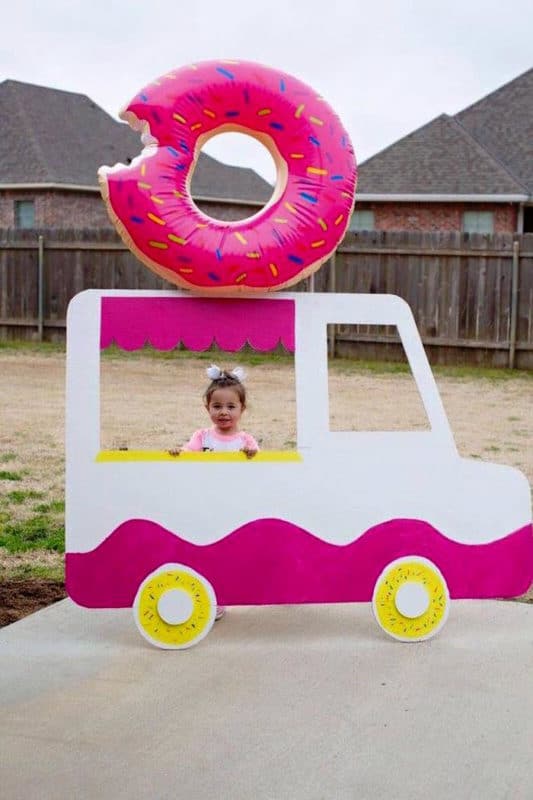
[
  {"xmin": 133, "ymin": 563, "xmax": 216, "ymax": 649},
  {"xmin": 372, "ymin": 557, "xmax": 449, "ymax": 642}
]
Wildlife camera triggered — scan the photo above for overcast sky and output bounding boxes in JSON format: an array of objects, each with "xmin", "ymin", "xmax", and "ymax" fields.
[{"xmin": 2, "ymin": 0, "xmax": 532, "ymax": 183}]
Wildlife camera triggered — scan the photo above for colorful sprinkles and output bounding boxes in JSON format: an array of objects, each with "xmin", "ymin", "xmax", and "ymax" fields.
[
  {"xmin": 216, "ymin": 66, "xmax": 235, "ymax": 79},
  {"xmin": 147, "ymin": 213, "xmax": 165, "ymax": 226}
]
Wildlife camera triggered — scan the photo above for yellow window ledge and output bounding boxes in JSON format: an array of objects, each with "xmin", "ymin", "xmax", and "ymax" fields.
[{"xmin": 96, "ymin": 450, "xmax": 302, "ymax": 463}]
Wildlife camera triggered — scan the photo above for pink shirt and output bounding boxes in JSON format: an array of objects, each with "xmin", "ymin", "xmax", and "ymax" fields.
[{"xmin": 183, "ymin": 428, "xmax": 259, "ymax": 453}]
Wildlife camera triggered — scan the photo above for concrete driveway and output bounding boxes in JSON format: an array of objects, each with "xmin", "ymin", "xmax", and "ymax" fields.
[{"xmin": 1, "ymin": 600, "xmax": 532, "ymax": 800}]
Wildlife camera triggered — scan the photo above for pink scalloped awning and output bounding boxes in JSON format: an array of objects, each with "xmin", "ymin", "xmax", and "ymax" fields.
[{"xmin": 100, "ymin": 297, "xmax": 295, "ymax": 352}]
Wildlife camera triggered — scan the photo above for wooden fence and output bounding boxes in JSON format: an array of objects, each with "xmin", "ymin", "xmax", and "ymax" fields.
[{"xmin": 1, "ymin": 227, "xmax": 532, "ymax": 368}]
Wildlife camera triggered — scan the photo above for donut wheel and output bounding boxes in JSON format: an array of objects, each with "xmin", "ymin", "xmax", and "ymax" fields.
[
  {"xmin": 372, "ymin": 556, "xmax": 450, "ymax": 642},
  {"xmin": 133, "ymin": 563, "xmax": 217, "ymax": 649}
]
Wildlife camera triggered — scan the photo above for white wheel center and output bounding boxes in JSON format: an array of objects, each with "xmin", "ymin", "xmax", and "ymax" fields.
[
  {"xmin": 395, "ymin": 582, "xmax": 430, "ymax": 619},
  {"xmin": 157, "ymin": 589, "xmax": 194, "ymax": 625}
]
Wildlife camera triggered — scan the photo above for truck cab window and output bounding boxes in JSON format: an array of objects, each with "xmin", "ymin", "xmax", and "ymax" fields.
[{"xmin": 328, "ymin": 324, "xmax": 430, "ymax": 432}]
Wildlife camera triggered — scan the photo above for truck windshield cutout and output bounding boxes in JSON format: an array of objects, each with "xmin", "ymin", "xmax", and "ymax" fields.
[{"xmin": 327, "ymin": 323, "xmax": 431, "ymax": 432}]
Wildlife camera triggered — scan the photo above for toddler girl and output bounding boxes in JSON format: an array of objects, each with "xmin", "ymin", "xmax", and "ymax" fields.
[{"xmin": 172, "ymin": 365, "xmax": 259, "ymax": 458}]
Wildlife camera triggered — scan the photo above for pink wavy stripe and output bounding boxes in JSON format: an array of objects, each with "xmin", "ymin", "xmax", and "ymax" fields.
[
  {"xmin": 66, "ymin": 518, "xmax": 533, "ymax": 608},
  {"xmin": 100, "ymin": 296, "xmax": 295, "ymax": 352}
]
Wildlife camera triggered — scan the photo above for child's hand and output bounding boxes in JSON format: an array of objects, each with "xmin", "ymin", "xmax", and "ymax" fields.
[
  {"xmin": 168, "ymin": 448, "xmax": 182, "ymax": 457},
  {"xmin": 242, "ymin": 447, "xmax": 258, "ymax": 459}
]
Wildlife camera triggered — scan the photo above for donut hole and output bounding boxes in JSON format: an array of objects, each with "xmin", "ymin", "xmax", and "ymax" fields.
[{"xmin": 191, "ymin": 129, "xmax": 283, "ymax": 223}]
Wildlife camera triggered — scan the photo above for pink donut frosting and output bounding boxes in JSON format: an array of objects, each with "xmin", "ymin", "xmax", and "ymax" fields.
[{"xmin": 98, "ymin": 60, "xmax": 357, "ymax": 293}]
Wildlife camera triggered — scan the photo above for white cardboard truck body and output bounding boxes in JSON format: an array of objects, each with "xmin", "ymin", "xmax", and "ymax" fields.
[{"xmin": 65, "ymin": 290, "xmax": 533, "ymax": 620}]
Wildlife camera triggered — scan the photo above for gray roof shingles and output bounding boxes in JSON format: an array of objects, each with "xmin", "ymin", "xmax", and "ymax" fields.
[
  {"xmin": 357, "ymin": 68, "xmax": 532, "ymax": 197},
  {"xmin": 0, "ymin": 80, "xmax": 272, "ymax": 202},
  {"xmin": 456, "ymin": 68, "xmax": 533, "ymax": 194}
]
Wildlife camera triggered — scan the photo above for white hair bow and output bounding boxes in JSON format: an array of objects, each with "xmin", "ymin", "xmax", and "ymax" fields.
[
  {"xmin": 206, "ymin": 364, "xmax": 222, "ymax": 380},
  {"xmin": 206, "ymin": 364, "xmax": 246, "ymax": 382},
  {"xmin": 231, "ymin": 367, "xmax": 246, "ymax": 382}
]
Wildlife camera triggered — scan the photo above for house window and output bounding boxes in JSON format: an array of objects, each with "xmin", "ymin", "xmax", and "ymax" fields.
[
  {"xmin": 462, "ymin": 211, "xmax": 494, "ymax": 234},
  {"xmin": 349, "ymin": 210, "xmax": 375, "ymax": 232},
  {"xmin": 15, "ymin": 200, "xmax": 35, "ymax": 229}
]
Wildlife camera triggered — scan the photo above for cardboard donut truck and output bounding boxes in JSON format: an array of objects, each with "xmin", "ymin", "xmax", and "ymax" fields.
[{"xmin": 66, "ymin": 61, "xmax": 533, "ymax": 648}]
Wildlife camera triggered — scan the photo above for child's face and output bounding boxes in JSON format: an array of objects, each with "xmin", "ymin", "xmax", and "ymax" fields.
[{"xmin": 206, "ymin": 387, "xmax": 244, "ymax": 435}]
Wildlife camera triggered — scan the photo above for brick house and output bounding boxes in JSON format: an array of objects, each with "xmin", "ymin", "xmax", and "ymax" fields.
[
  {"xmin": 0, "ymin": 80, "xmax": 272, "ymax": 230},
  {"xmin": 353, "ymin": 67, "xmax": 533, "ymax": 234}
]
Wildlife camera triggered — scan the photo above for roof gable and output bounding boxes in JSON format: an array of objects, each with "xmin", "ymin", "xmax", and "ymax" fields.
[
  {"xmin": 357, "ymin": 67, "xmax": 532, "ymax": 198},
  {"xmin": 0, "ymin": 80, "xmax": 272, "ymax": 202},
  {"xmin": 357, "ymin": 113, "xmax": 526, "ymax": 195},
  {"xmin": 0, "ymin": 80, "xmax": 140, "ymax": 186},
  {"xmin": 456, "ymin": 68, "xmax": 533, "ymax": 193}
]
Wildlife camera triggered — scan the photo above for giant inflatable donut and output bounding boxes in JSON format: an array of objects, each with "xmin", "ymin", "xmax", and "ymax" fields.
[{"xmin": 99, "ymin": 60, "xmax": 356, "ymax": 293}]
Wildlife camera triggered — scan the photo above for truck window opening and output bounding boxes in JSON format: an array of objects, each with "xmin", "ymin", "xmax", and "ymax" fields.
[
  {"xmin": 328, "ymin": 324, "xmax": 431, "ymax": 432},
  {"xmin": 100, "ymin": 344, "xmax": 297, "ymax": 453}
]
